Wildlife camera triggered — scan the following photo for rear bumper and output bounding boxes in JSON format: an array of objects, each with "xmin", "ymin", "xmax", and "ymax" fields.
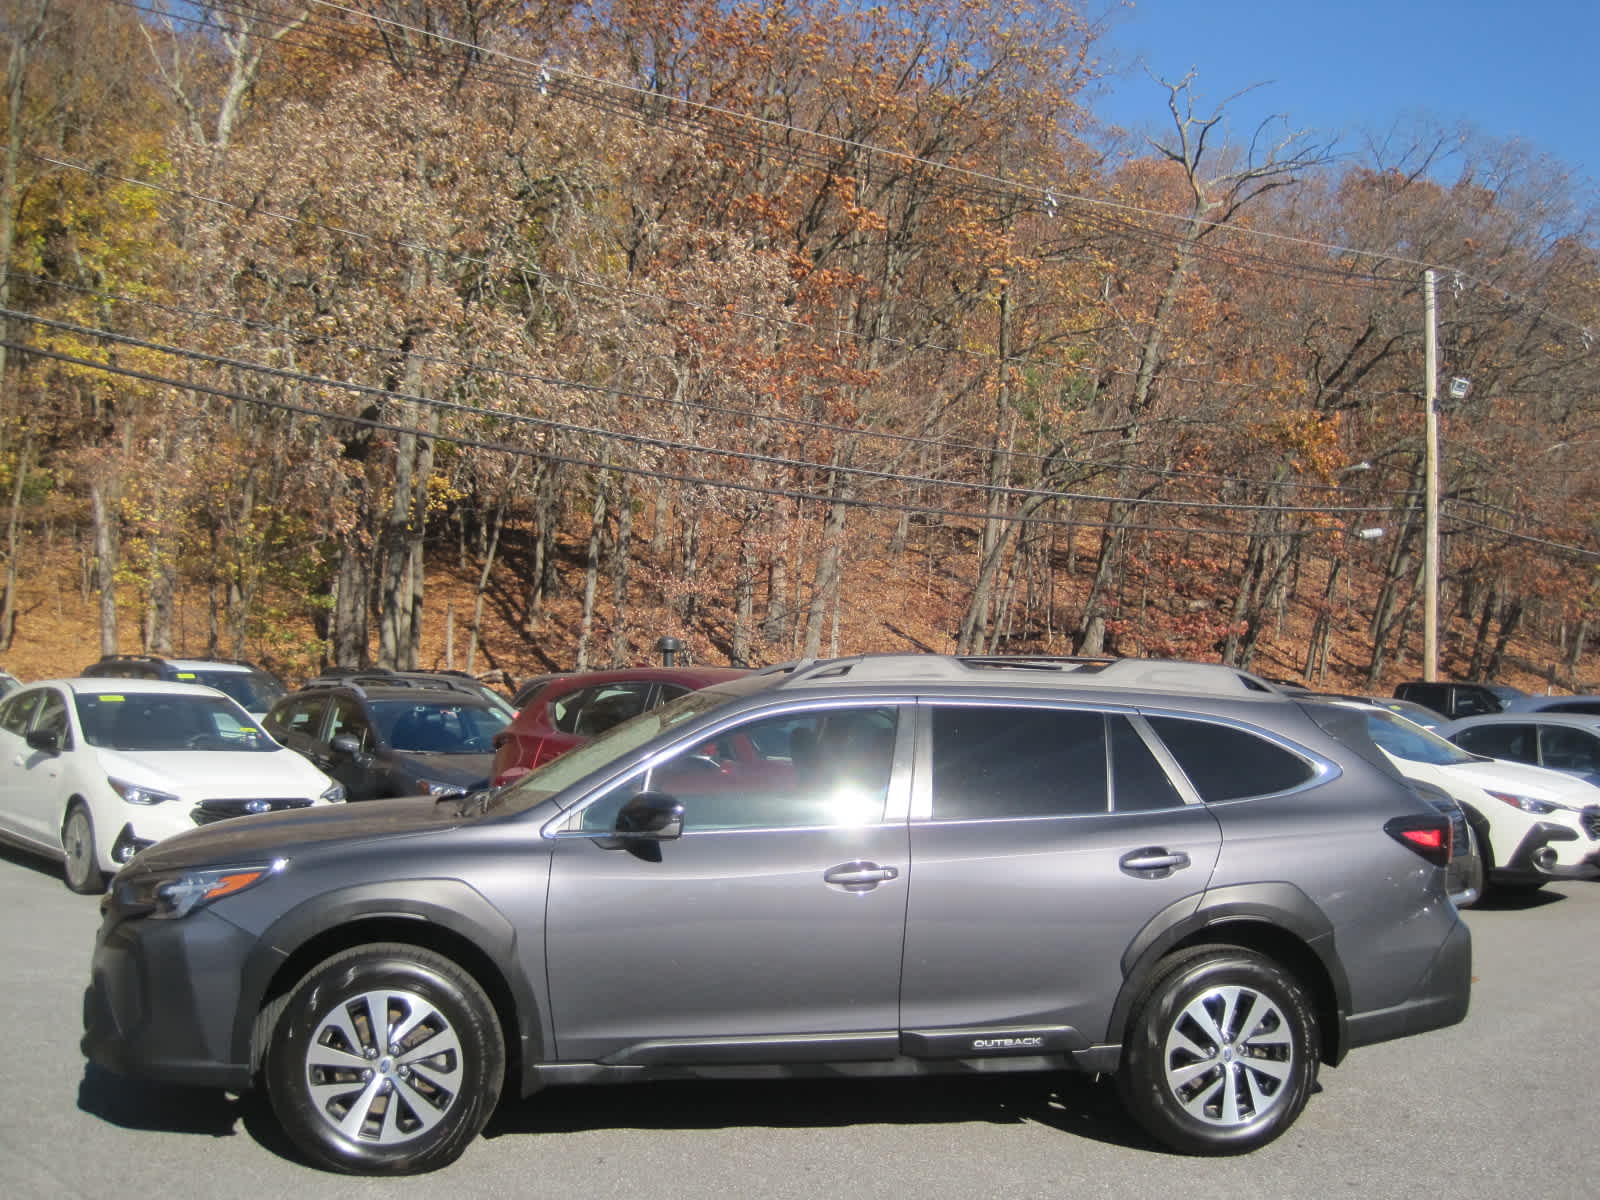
[{"xmin": 1344, "ymin": 916, "xmax": 1471, "ymax": 1052}]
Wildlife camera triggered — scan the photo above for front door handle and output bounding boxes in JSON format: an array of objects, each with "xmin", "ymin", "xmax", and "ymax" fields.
[
  {"xmin": 1119, "ymin": 847, "xmax": 1191, "ymax": 879},
  {"xmin": 823, "ymin": 861, "xmax": 900, "ymax": 892}
]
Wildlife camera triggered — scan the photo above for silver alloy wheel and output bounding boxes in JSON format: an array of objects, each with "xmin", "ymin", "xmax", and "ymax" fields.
[
  {"xmin": 1160, "ymin": 983, "xmax": 1295, "ymax": 1127},
  {"xmin": 304, "ymin": 987, "xmax": 467, "ymax": 1145},
  {"xmin": 63, "ymin": 807, "xmax": 97, "ymax": 890}
]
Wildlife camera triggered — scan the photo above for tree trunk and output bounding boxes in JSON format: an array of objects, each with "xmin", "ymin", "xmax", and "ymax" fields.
[{"xmin": 90, "ymin": 478, "xmax": 119, "ymax": 655}]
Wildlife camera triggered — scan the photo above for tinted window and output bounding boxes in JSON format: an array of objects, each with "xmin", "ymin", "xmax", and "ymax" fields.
[
  {"xmin": 328, "ymin": 697, "xmax": 373, "ymax": 751},
  {"xmin": 579, "ymin": 705, "xmax": 898, "ymax": 833},
  {"xmin": 1110, "ymin": 717, "xmax": 1185, "ymax": 811},
  {"xmin": 930, "ymin": 706, "xmax": 1108, "ymax": 819},
  {"xmin": 554, "ymin": 683, "xmax": 655, "ymax": 736},
  {"xmin": 1539, "ymin": 726, "xmax": 1600, "ymax": 772},
  {"xmin": 268, "ymin": 696, "xmax": 327, "ymax": 740},
  {"xmin": 1540, "ymin": 700, "xmax": 1600, "ymax": 715},
  {"xmin": 1452, "ymin": 723, "xmax": 1534, "ymax": 763},
  {"xmin": 370, "ymin": 700, "xmax": 508, "ymax": 752},
  {"xmin": 1146, "ymin": 716, "xmax": 1313, "ymax": 802}
]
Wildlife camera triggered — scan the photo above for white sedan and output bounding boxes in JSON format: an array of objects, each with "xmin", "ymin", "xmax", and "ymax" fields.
[
  {"xmin": 0, "ymin": 678, "xmax": 344, "ymax": 893},
  {"xmin": 1340, "ymin": 701, "xmax": 1600, "ymax": 892}
]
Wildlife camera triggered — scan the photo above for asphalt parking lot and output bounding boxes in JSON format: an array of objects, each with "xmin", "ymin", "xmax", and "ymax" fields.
[{"xmin": 2, "ymin": 841, "xmax": 1594, "ymax": 1200}]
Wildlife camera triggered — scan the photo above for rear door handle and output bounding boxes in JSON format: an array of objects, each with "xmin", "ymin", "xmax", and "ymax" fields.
[
  {"xmin": 824, "ymin": 861, "xmax": 900, "ymax": 892},
  {"xmin": 1119, "ymin": 847, "xmax": 1191, "ymax": 878}
]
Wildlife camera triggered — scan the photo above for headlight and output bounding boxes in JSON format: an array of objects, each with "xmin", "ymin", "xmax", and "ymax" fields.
[
  {"xmin": 415, "ymin": 778, "xmax": 468, "ymax": 798},
  {"xmin": 319, "ymin": 782, "xmax": 347, "ymax": 803},
  {"xmin": 117, "ymin": 860, "xmax": 286, "ymax": 920},
  {"xmin": 1486, "ymin": 790, "xmax": 1564, "ymax": 815},
  {"xmin": 109, "ymin": 778, "xmax": 179, "ymax": 806}
]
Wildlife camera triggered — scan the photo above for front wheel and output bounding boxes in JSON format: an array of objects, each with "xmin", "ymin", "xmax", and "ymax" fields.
[
  {"xmin": 62, "ymin": 802, "xmax": 106, "ymax": 894},
  {"xmin": 263, "ymin": 944, "xmax": 504, "ymax": 1175},
  {"xmin": 1117, "ymin": 947, "xmax": 1318, "ymax": 1155}
]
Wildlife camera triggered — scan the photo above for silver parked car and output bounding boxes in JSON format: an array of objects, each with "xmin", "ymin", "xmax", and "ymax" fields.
[{"xmin": 83, "ymin": 655, "xmax": 1470, "ymax": 1173}]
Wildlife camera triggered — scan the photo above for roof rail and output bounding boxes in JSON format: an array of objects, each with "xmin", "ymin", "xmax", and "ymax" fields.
[{"xmin": 771, "ymin": 653, "xmax": 1282, "ymax": 697}]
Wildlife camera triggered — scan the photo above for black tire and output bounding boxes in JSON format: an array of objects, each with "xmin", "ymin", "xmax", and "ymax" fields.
[
  {"xmin": 1117, "ymin": 947, "xmax": 1318, "ymax": 1155},
  {"xmin": 62, "ymin": 802, "xmax": 106, "ymax": 895},
  {"xmin": 263, "ymin": 943, "xmax": 504, "ymax": 1175}
]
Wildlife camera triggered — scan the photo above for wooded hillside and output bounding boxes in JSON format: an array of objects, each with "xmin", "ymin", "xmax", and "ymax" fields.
[{"xmin": 1, "ymin": 1, "xmax": 1596, "ymax": 691}]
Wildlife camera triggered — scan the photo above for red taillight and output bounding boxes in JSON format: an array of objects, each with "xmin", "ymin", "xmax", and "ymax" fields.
[{"xmin": 1385, "ymin": 815, "xmax": 1452, "ymax": 868}]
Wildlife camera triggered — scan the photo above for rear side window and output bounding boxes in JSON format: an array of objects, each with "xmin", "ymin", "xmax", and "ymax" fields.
[{"xmin": 1145, "ymin": 716, "xmax": 1314, "ymax": 802}]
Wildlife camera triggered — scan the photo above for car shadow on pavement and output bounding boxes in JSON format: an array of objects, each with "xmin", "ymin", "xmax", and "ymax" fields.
[
  {"xmin": 486, "ymin": 1071, "xmax": 1159, "ymax": 1152},
  {"xmin": 1470, "ymin": 887, "xmax": 1568, "ymax": 912}
]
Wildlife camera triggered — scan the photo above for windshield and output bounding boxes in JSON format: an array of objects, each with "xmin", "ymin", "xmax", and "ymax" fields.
[
  {"xmin": 76, "ymin": 691, "xmax": 278, "ymax": 752},
  {"xmin": 487, "ymin": 683, "xmax": 753, "ymax": 816},
  {"xmin": 1361, "ymin": 707, "xmax": 1479, "ymax": 766},
  {"xmin": 370, "ymin": 700, "xmax": 509, "ymax": 753}
]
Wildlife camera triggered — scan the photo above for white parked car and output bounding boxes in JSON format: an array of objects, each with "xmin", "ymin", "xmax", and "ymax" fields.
[
  {"xmin": 1437, "ymin": 712, "xmax": 1600, "ymax": 788},
  {"xmin": 1341, "ymin": 701, "xmax": 1600, "ymax": 893},
  {"xmin": 0, "ymin": 678, "xmax": 345, "ymax": 893}
]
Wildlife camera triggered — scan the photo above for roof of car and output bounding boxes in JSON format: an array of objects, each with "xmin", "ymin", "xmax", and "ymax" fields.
[
  {"xmin": 286, "ymin": 681, "xmax": 501, "ymax": 707},
  {"xmin": 47, "ymin": 677, "xmax": 250, "ymax": 698},
  {"xmin": 756, "ymin": 654, "xmax": 1284, "ymax": 698},
  {"xmin": 1439, "ymin": 711, "xmax": 1600, "ymax": 729}
]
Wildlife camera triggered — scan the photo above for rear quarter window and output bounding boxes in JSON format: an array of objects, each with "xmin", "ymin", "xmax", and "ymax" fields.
[{"xmin": 1145, "ymin": 714, "xmax": 1315, "ymax": 802}]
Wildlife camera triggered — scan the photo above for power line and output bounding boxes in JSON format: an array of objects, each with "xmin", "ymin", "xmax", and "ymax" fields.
[
  {"xmin": 7, "ymin": 268, "xmax": 1427, "ymax": 499},
  {"xmin": 3, "ymin": 305, "xmax": 1409, "ymax": 518},
  {"xmin": 1, "ymin": 333, "xmax": 1371, "ymax": 542}
]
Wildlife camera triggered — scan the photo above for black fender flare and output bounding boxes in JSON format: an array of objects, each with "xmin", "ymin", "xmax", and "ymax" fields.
[
  {"xmin": 1108, "ymin": 882, "xmax": 1352, "ymax": 1063},
  {"xmin": 231, "ymin": 878, "xmax": 540, "ymax": 1077}
]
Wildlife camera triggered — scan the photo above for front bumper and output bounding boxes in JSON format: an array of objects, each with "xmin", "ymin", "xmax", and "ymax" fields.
[
  {"xmin": 81, "ymin": 904, "xmax": 259, "ymax": 1091},
  {"xmin": 1500, "ymin": 822, "xmax": 1600, "ymax": 882}
]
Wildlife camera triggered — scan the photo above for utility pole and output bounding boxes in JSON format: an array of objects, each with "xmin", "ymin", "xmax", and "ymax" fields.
[{"xmin": 1423, "ymin": 269, "xmax": 1440, "ymax": 682}]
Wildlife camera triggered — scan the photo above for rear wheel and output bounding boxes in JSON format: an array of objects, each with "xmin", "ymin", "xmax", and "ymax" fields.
[
  {"xmin": 263, "ymin": 944, "xmax": 504, "ymax": 1175},
  {"xmin": 61, "ymin": 803, "xmax": 105, "ymax": 894},
  {"xmin": 1118, "ymin": 947, "xmax": 1317, "ymax": 1155}
]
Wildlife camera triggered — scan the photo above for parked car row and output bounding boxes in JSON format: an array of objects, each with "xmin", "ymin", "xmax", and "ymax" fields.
[{"xmin": 1, "ymin": 649, "xmax": 1593, "ymax": 1171}]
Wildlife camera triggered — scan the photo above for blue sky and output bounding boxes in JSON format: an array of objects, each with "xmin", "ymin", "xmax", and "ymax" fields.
[{"xmin": 1091, "ymin": 1, "xmax": 1599, "ymax": 185}]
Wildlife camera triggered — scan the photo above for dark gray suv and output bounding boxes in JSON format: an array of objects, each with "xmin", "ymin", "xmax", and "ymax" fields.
[{"xmin": 82, "ymin": 655, "xmax": 1470, "ymax": 1173}]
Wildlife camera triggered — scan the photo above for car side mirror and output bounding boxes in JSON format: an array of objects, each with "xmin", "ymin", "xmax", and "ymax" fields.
[
  {"xmin": 614, "ymin": 791, "xmax": 685, "ymax": 840},
  {"xmin": 329, "ymin": 733, "xmax": 372, "ymax": 766},
  {"xmin": 25, "ymin": 728, "xmax": 61, "ymax": 755}
]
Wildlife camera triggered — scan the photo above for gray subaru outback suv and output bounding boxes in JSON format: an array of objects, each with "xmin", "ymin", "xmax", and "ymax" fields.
[{"xmin": 83, "ymin": 655, "xmax": 1470, "ymax": 1173}]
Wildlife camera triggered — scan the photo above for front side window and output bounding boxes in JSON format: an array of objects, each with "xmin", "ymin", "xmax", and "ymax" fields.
[
  {"xmin": 1146, "ymin": 715, "xmax": 1315, "ymax": 802},
  {"xmin": 328, "ymin": 697, "xmax": 373, "ymax": 751},
  {"xmin": 1452, "ymin": 723, "xmax": 1534, "ymax": 763},
  {"xmin": 268, "ymin": 696, "xmax": 327, "ymax": 740},
  {"xmin": 576, "ymin": 705, "xmax": 899, "ymax": 834},
  {"xmin": 0, "ymin": 688, "xmax": 41, "ymax": 736},
  {"xmin": 33, "ymin": 689, "xmax": 71, "ymax": 747}
]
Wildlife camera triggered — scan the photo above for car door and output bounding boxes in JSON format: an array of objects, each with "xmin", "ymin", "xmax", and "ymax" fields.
[
  {"xmin": 544, "ymin": 702, "xmax": 911, "ymax": 1062},
  {"xmin": 899, "ymin": 702, "xmax": 1223, "ymax": 1052},
  {"xmin": 0, "ymin": 687, "xmax": 45, "ymax": 842}
]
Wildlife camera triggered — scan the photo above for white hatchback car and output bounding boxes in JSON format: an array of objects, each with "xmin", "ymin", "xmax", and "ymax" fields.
[
  {"xmin": 0, "ymin": 679, "xmax": 345, "ymax": 893},
  {"xmin": 1344, "ymin": 701, "xmax": 1600, "ymax": 892}
]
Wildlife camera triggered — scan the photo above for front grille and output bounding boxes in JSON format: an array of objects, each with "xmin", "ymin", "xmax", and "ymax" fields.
[
  {"xmin": 190, "ymin": 797, "xmax": 313, "ymax": 826},
  {"xmin": 1581, "ymin": 805, "xmax": 1600, "ymax": 840}
]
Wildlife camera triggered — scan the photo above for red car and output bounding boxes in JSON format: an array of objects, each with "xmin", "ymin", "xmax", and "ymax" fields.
[{"xmin": 490, "ymin": 665, "xmax": 748, "ymax": 785}]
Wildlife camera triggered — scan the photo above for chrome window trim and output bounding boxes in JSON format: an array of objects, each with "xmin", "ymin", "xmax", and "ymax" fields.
[
  {"xmin": 1134, "ymin": 706, "xmax": 1342, "ymax": 804},
  {"xmin": 540, "ymin": 697, "xmax": 916, "ymax": 839}
]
